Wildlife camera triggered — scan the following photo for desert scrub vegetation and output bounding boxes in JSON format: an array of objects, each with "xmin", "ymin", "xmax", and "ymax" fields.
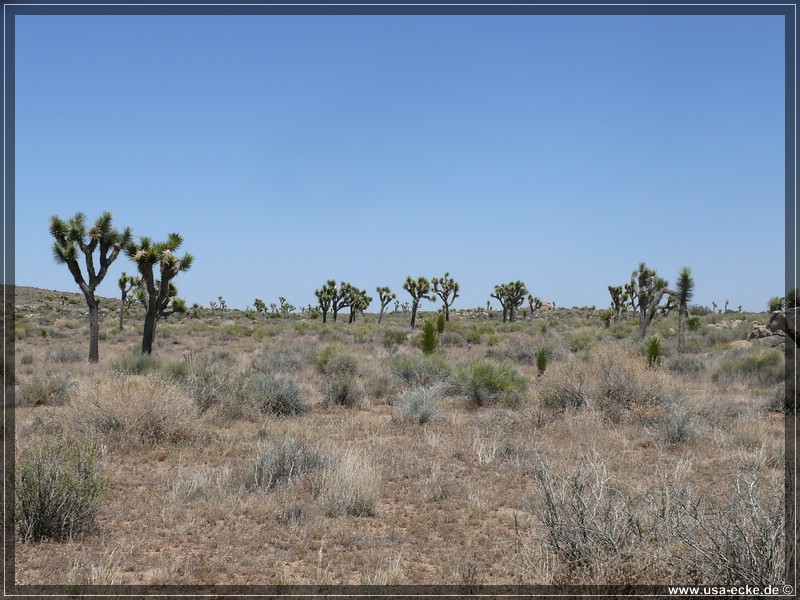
[
  {"xmin": 69, "ymin": 375, "xmax": 199, "ymax": 447},
  {"xmin": 316, "ymin": 343, "xmax": 358, "ymax": 376},
  {"xmin": 392, "ymin": 383, "xmax": 445, "ymax": 424},
  {"xmin": 18, "ymin": 372, "xmax": 75, "ymax": 407},
  {"xmin": 538, "ymin": 344, "xmax": 671, "ymax": 420},
  {"xmin": 455, "ymin": 359, "xmax": 528, "ymax": 408},
  {"xmin": 245, "ymin": 436, "xmax": 328, "ymax": 491},
  {"xmin": 16, "ymin": 435, "xmax": 105, "ymax": 542},
  {"xmin": 711, "ymin": 347, "xmax": 785, "ymax": 387},
  {"xmin": 314, "ymin": 447, "xmax": 381, "ymax": 517},
  {"xmin": 522, "ymin": 453, "xmax": 784, "ymax": 585},
  {"xmin": 323, "ymin": 373, "xmax": 363, "ymax": 407},
  {"xmin": 247, "ymin": 373, "xmax": 310, "ymax": 416},
  {"xmin": 390, "ymin": 352, "xmax": 453, "ymax": 388}
]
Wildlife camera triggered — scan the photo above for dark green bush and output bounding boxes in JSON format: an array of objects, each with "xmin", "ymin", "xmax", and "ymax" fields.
[
  {"xmin": 16, "ymin": 437, "xmax": 105, "ymax": 542},
  {"xmin": 421, "ymin": 319, "xmax": 438, "ymax": 355},
  {"xmin": 382, "ymin": 328, "xmax": 408, "ymax": 349},
  {"xmin": 316, "ymin": 344, "xmax": 358, "ymax": 376}
]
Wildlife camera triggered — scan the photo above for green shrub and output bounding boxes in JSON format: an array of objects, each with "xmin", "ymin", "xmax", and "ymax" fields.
[
  {"xmin": 712, "ymin": 349, "xmax": 784, "ymax": 387},
  {"xmin": 439, "ymin": 330, "xmax": 467, "ymax": 347},
  {"xmin": 390, "ymin": 353, "xmax": 452, "ymax": 387},
  {"xmin": 16, "ymin": 436, "xmax": 105, "ymax": 542},
  {"xmin": 316, "ymin": 344, "xmax": 358, "ymax": 376},
  {"xmin": 686, "ymin": 316, "xmax": 702, "ymax": 332},
  {"xmin": 436, "ymin": 313, "xmax": 446, "ymax": 335},
  {"xmin": 382, "ymin": 329, "xmax": 407, "ymax": 349},
  {"xmin": 420, "ymin": 318, "xmax": 438, "ymax": 355},
  {"xmin": 666, "ymin": 354, "xmax": 707, "ymax": 376},
  {"xmin": 323, "ymin": 373, "xmax": 363, "ymax": 407},
  {"xmin": 246, "ymin": 436, "xmax": 327, "ymax": 491},
  {"xmin": 248, "ymin": 374, "xmax": 309, "ymax": 416},
  {"xmin": 456, "ymin": 359, "xmax": 528, "ymax": 408}
]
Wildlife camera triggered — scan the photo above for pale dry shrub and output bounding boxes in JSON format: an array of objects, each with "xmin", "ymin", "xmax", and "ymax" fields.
[
  {"xmin": 538, "ymin": 359, "xmax": 590, "ymax": 411},
  {"xmin": 590, "ymin": 344, "xmax": 667, "ymax": 419},
  {"xmin": 18, "ymin": 372, "xmax": 75, "ymax": 406},
  {"xmin": 393, "ymin": 384, "xmax": 444, "ymax": 424},
  {"xmin": 246, "ymin": 436, "xmax": 327, "ymax": 491},
  {"xmin": 69, "ymin": 375, "xmax": 199, "ymax": 447},
  {"xmin": 315, "ymin": 448, "xmax": 381, "ymax": 517}
]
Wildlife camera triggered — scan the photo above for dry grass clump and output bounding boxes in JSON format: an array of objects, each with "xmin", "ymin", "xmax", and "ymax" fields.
[
  {"xmin": 246, "ymin": 373, "xmax": 310, "ymax": 416},
  {"xmin": 18, "ymin": 372, "xmax": 75, "ymax": 407},
  {"xmin": 522, "ymin": 452, "xmax": 785, "ymax": 585},
  {"xmin": 390, "ymin": 352, "xmax": 453, "ymax": 388},
  {"xmin": 711, "ymin": 347, "xmax": 785, "ymax": 387},
  {"xmin": 251, "ymin": 344, "xmax": 316, "ymax": 374},
  {"xmin": 322, "ymin": 373, "xmax": 363, "ymax": 408},
  {"xmin": 69, "ymin": 374, "xmax": 199, "ymax": 447},
  {"xmin": 245, "ymin": 436, "xmax": 328, "ymax": 491},
  {"xmin": 314, "ymin": 447, "xmax": 381, "ymax": 517},
  {"xmin": 392, "ymin": 384, "xmax": 445, "ymax": 424}
]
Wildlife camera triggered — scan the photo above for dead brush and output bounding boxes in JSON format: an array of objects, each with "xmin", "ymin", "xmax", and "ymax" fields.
[{"xmin": 69, "ymin": 374, "xmax": 199, "ymax": 447}]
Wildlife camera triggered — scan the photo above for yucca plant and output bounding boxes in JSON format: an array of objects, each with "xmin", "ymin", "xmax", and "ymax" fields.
[
  {"xmin": 675, "ymin": 267, "xmax": 695, "ymax": 353},
  {"xmin": 376, "ymin": 286, "xmax": 396, "ymax": 324},
  {"xmin": 646, "ymin": 336, "xmax": 663, "ymax": 369},
  {"xmin": 536, "ymin": 347, "xmax": 548, "ymax": 376},
  {"xmin": 49, "ymin": 212, "xmax": 132, "ymax": 362}
]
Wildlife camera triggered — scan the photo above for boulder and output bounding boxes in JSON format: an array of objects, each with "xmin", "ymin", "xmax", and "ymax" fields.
[{"xmin": 768, "ymin": 307, "xmax": 799, "ymax": 347}]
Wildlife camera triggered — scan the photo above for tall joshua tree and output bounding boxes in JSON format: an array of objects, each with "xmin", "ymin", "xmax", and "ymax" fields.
[
  {"xmin": 403, "ymin": 276, "xmax": 433, "ymax": 328},
  {"xmin": 674, "ymin": 267, "xmax": 695, "ymax": 353},
  {"xmin": 346, "ymin": 286, "xmax": 372, "ymax": 323},
  {"xmin": 432, "ymin": 272, "xmax": 460, "ymax": 322},
  {"xmin": 376, "ymin": 286, "xmax": 396, "ymax": 324},
  {"xmin": 315, "ymin": 281, "xmax": 336, "ymax": 323},
  {"xmin": 491, "ymin": 281, "xmax": 528, "ymax": 322},
  {"xmin": 125, "ymin": 233, "xmax": 193, "ymax": 354},
  {"xmin": 49, "ymin": 212, "xmax": 132, "ymax": 362},
  {"xmin": 629, "ymin": 262, "xmax": 673, "ymax": 339},
  {"xmin": 118, "ymin": 272, "xmax": 140, "ymax": 330}
]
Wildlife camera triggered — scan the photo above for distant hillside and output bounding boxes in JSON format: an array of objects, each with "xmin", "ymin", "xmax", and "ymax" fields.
[{"xmin": 6, "ymin": 285, "xmax": 117, "ymax": 309}]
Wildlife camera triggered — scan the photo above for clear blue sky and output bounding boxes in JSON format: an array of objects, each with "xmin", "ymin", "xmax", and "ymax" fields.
[{"xmin": 13, "ymin": 14, "xmax": 787, "ymax": 313}]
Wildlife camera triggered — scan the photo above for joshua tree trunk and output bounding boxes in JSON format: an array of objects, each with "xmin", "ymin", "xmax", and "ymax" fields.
[
  {"xmin": 378, "ymin": 307, "xmax": 385, "ymax": 324},
  {"xmin": 86, "ymin": 294, "xmax": 100, "ymax": 363},
  {"xmin": 410, "ymin": 302, "xmax": 419, "ymax": 328},
  {"xmin": 119, "ymin": 292, "xmax": 125, "ymax": 331},
  {"xmin": 678, "ymin": 308, "xmax": 687, "ymax": 353},
  {"xmin": 141, "ymin": 312, "xmax": 158, "ymax": 354}
]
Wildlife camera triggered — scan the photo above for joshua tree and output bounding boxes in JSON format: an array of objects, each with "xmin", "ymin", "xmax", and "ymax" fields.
[
  {"xmin": 377, "ymin": 286, "xmax": 396, "ymax": 324},
  {"xmin": 125, "ymin": 233, "xmax": 193, "ymax": 354},
  {"xmin": 527, "ymin": 294, "xmax": 542, "ymax": 319},
  {"xmin": 49, "ymin": 211, "xmax": 132, "ymax": 362},
  {"xmin": 491, "ymin": 281, "xmax": 528, "ymax": 322},
  {"xmin": 315, "ymin": 281, "xmax": 336, "ymax": 323},
  {"xmin": 117, "ymin": 272, "xmax": 140, "ymax": 330},
  {"xmin": 607, "ymin": 285, "xmax": 629, "ymax": 323},
  {"xmin": 346, "ymin": 286, "xmax": 372, "ymax": 323},
  {"xmin": 278, "ymin": 297, "xmax": 295, "ymax": 315},
  {"xmin": 253, "ymin": 298, "xmax": 267, "ymax": 314},
  {"xmin": 628, "ymin": 263, "xmax": 673, "ymax": 339},
  {"xmin": 674, "ymin": 267, "xmax": 695, "ymax": 353},
  {"xmin": 403, "ymin": 276, "xmax": 433, "ymax": 328},
  {"xmin": 431, "ymin": 272, "xmax": 460, "ymax": 322}
]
